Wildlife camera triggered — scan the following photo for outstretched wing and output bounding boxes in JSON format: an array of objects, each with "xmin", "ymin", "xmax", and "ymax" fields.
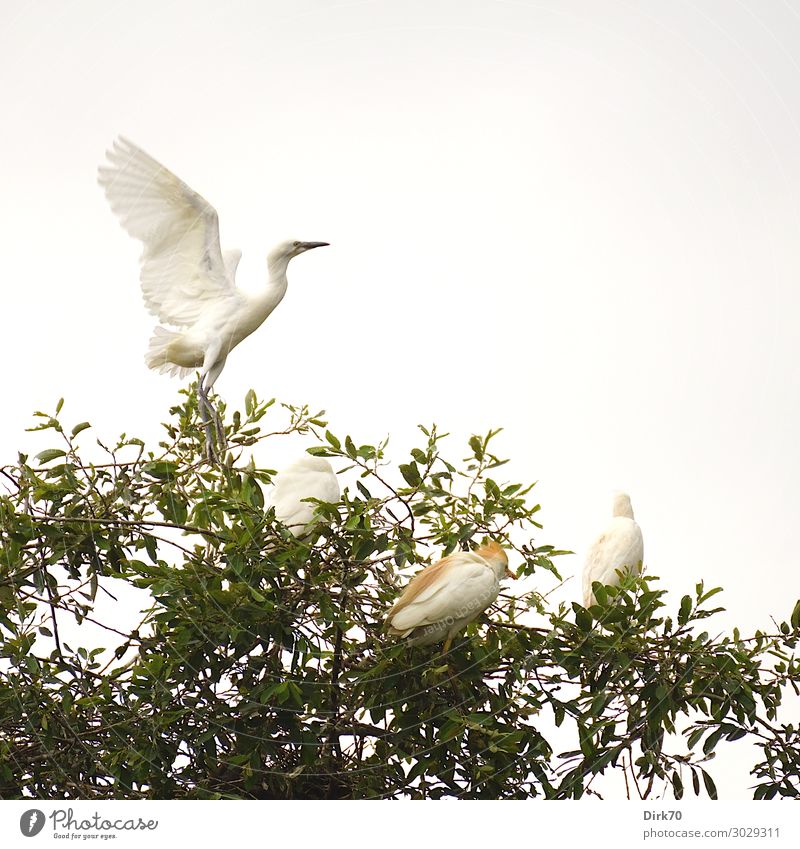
[{"xmin": 98, "ymin": 137, "xmax": 235, "ymax": 328}]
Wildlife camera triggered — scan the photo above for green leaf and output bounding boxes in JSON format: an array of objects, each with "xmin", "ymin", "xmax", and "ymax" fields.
[
  {"xmin": 468, "ymin": 435, "xmax": 484, "ymax": 460},
  {"xmin": 307, "ymin": 446, "xmax": 330, "ymax": 457},
  {"xmin": 686, "ymin": 728, "xmax": 704, "ymax": 749},
  {"xmin": 35, "ymin": 448, "xmax": 66, "ymax": 463},
  {"xmin": 143, "ymin": 461, "xmax": 178, "ymax": 480},
  {"xmin": 593, "ymin": 583, "xmax": 608, "ymax": 606},
  {"xmin": 678, "ymin": 594, "xmax": 692, "ymax": 625},
  {"xmin": 573, "ymin": 603, "xmax": 593, "ymax": 632},
  {"xmin": 790, "ymin": 599, "xmax": 800, "ymax": 631},
  {"xmin": 71, "ymin": 421, "xmax": 91, "ymax": 437},
  {"xmin": 703, "ymin": 727, "xmax": 724, "ymax": 755},
  {"xmin": 398, "ymin": 463, "xmax": 421, "ymax": 487},
  {"xmin": 698, "ymin": 586, "xmax": 723, "ymax": 604},
  {"xmin": 701, "ymin": 769, "xmax": 718, "ymax": 800}
]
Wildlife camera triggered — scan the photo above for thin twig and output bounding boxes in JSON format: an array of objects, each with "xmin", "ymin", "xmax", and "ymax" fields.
[{"xmin": 32, "ymin": 513, "xmax": 224, "ymax": 541}]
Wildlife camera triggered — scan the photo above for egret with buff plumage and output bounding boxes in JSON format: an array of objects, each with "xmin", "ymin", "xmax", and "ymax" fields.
[{"xmin": 385, "ymin": 541, "xmax": 514, "ymax": 653}]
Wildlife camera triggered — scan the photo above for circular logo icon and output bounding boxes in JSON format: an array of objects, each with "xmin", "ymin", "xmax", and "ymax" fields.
[{"xmin": 19, "ymin": 810, "xmax": 46, "ymax": 837}]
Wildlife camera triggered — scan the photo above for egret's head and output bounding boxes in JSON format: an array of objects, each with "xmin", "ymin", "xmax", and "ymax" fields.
[
  {"xmin": 612, "ymin": 491, "xmax": 635, "ymax": 519},
  {"xmin": 290, "ymin": 454, "xmax": 335, "ymax": 475},
  {"xmin": 269, "ymin": 239, "xmax": 329, "ymax": 266},
  {"xmin": 476, "ymin": 540, "xmax": 514, "ymax": 579}
]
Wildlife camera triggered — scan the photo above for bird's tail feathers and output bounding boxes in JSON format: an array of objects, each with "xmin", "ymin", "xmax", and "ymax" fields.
[{"xmin": 145, "ymin": 326, "xmax": 193, "ymax": 378}]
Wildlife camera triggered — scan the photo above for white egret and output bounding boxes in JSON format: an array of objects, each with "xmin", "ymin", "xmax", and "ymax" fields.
[
  {"xmin": 268, "ymin": 455, "xmax": 340, "ymax": 538},
  {"xmin": 97, "ymin": 137, "xmax": 329, "ymax": 458},
  {"xmin": 385, "ymin": 541, "xmax": 513, "ymax": 652},
  {"xmin": 582, "ymin": 492, "xmax": 644, "ymax": 607}
]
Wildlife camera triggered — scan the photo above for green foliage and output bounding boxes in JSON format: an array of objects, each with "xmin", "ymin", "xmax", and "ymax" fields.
[{"xmin": 0, "ymin": 386, "xmax": 798, "ymax": 799}]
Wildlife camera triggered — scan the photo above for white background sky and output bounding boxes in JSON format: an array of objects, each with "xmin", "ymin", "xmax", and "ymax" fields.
[{"xmin": 1, "ymin": 0, "xmax": 799, "ymax": 801}]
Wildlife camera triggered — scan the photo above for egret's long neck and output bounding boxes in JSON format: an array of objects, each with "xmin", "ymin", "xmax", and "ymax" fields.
[
  {"xmin": 268, "ymin": 253, "xmax": 291, "ymax": 281},
  {"xmin": 613, "ymin": 498, "xmax": 634, "ymax": 519},
  {"xmin": 255, "ymin": 258, "xmax": 289, "ymax": 311},
  {"xmin": 238, "ymin": 261, "xmax": 289, "ymax": 336}
]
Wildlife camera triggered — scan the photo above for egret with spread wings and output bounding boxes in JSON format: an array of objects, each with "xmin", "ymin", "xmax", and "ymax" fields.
[{"xmin": 98, "ymin": 137, "xmax": 328, "ymax": 458}]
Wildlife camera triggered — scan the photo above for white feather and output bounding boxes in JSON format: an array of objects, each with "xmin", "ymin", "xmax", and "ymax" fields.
[
  {"xmin": 582, "ymin": 492, "xmax": 644, "ymax": 606},
  {"xmin": 222, "ymin": 249, "xmax": 242, "ymax": 280},
  {"xmin": 98, "ymin": 136, "xmax": 237, "ymax": 329},
  {"xmin": 268, "ymin": 456, "xmax": 340, "ymax": 538}
]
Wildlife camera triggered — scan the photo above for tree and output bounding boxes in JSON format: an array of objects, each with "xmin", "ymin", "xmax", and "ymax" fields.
[{"xmin": 0, "ymin": 388, "xmax": 798, "ymax": 799}]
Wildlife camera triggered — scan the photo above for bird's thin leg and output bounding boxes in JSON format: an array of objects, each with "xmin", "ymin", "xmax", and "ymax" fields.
[
  {"xmin": 442, "ymin": 635, "xmax": 466, "ymax": 692},
  {"xmin": 197, "ymin": 378, "xmax": 218, "ymax": 462},
  {"xmin": 442, "ymin": 643, "xmax": 464, "ymax": 702},
  {"xmin": 203, "ymin": 357, "xmax": 228, "ymax": 457},
  {"xmin": 209, "ymin": 399, "xmax": 227, "ymax": 454}
]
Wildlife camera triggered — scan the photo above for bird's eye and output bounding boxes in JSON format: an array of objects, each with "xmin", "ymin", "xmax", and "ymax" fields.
[{"xmin": 293, "ymin": 240, "xmax": 300, "ymax": 247}]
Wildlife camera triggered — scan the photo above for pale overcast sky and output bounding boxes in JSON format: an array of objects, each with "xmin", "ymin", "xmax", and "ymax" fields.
[{"xmin": 1, "ymin": 0, "xmax": 799, "ymax": 799}]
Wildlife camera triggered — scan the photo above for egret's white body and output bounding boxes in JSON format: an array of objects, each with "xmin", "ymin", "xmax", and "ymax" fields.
[
  {"xmin": 386, "ymin": 541, "xmax": 512, "ymax": 650},
  {"xmin": 268, "ymin": 455, "xmax": 340, "ymax": 538},
  {"xmin": 97, "ymin": 137, "xmax": 328, "ymax": 455},
  {"xmin": 582, "ymin": 493, "xmax": 644, "ymax": 607}
]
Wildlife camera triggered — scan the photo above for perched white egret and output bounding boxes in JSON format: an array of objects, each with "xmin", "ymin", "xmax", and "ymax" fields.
[
  {"xmin": 582, "ymin": 492, "xmax": 644, "ymax": 607},
  {"xmin": 97, "ymin": 137, "xmax": 328, "ymax": 457},
  {"xmin": 385, "ymin": 541, "xmax": 513, "ymax": 652},
  {"xmin": 268, "ymin": 455, "xmax": 340, "ymax": 538}
]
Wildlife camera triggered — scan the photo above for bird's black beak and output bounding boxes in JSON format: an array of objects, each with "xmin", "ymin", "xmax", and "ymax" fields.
[{"xmin": 300, "ymin": 241, "xmax": 329, "ymax": 250}]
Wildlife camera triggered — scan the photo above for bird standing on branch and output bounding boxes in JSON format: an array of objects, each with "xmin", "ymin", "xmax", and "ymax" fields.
[
  {"xmin": 268, "ymin": 455, "xmax": 340, "ymax": 539},
  {"xmin": 582, "ymin": 492, "xmax": 644, "ymax": 607},
  {"xmin": 385, "ymin": 541, "xmax": 514, "ymax": 653},
  {"xmin": 98, "ymin": 137, "xmax": 329, "ymax": 459}
]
